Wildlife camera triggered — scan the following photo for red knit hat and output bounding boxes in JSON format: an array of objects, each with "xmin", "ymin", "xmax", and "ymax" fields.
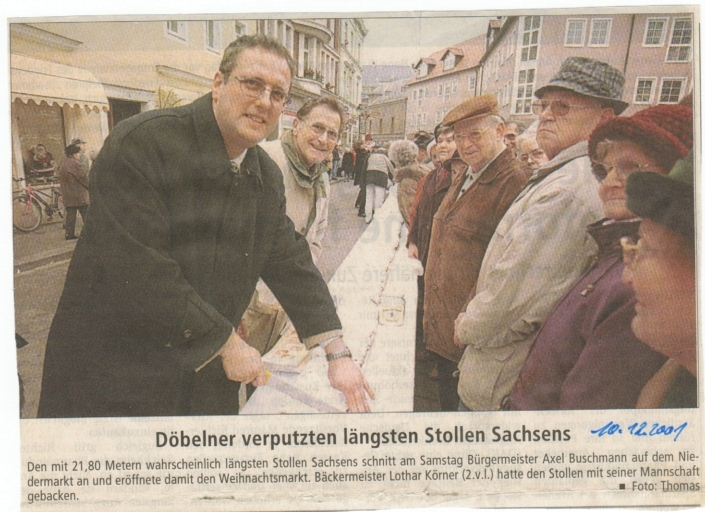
[{"xmin": 588, "ymin": 104, "xmax": 693, "ymax": 170}]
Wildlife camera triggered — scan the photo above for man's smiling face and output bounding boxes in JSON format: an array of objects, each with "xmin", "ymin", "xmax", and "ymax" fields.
[
  {"xmin": 212, "ymin": 46, "xmax": 291, "ymax": 157},
  {"xmin": 293, "ymin": 105, "xmax": 341, "ymax": 168}
]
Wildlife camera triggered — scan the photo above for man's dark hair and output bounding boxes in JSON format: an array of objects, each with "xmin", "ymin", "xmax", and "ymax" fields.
[
  {"xmin": 219, "ymin": 34, "xmax": 296, "ymax": 84},
  {"xmin": 297, "ymin": 97, "xmax": 345, "ymax": 129}
]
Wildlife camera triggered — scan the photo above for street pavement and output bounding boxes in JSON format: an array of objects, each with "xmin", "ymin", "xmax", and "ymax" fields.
[{"xmin": 14, "ymin": 179, "xmax": 439, "ymax": 418}]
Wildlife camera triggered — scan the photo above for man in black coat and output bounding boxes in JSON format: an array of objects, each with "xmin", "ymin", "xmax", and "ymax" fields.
[{"xmin": 37, "ymin": 35, "xmax": 373, "ymax": 418}]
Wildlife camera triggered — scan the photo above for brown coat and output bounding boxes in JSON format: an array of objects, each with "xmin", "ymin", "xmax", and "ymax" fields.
[
  {"xmin": 407, "ymin": 166, "xmax": 452, "ymax": 268},
  {"xmin": 58, "ymin": 155, "xmax": 90, "ymax": 207},
  {"xmin": 424, "ymin": 148, "xmax": 529, "ymax": 362},
  {"xmin": 394, "ymin": 163, "xmax": 428, "ymax": 226}
]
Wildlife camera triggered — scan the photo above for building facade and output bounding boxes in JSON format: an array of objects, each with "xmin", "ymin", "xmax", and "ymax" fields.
[
  {"xmin": 478, "ymin": 12, "xmax": 694, "ymax": 125},
  {"xmin": 360, "ymin": 77, "xmax": 409, "ymax": 144},
  {"xmin": 257, "ymin": 18, "xmax": 367, "ymax": 146},
  {"xmin": 10, "ymin": 17, "xmax": 367, "ymax": 185},
  {"xmin": 404, "ymin": 35, "xmax": 485, "ymax": 138}
]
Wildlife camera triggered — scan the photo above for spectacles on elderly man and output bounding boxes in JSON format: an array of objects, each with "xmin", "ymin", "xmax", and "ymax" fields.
[
  {"xmin": 454, "ymin": 126, "xmax": 490, "ymax": 144},
  {"xmin": 232, "ymin": 76, "xmax": 290, "ymax": 106},
  {"xmin": 300, "ymin": 119, "xmax": 339, "ymax": 142},
  {"xmin": 591, "ymin": 161, "xmax": 656, "ymax": 182},
  {"xmin": 531, "ymin": 100, "xmax": 599, "ymax": 117}
]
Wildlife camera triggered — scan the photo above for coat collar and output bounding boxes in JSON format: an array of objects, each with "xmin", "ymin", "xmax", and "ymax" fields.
[
  {"xmin": 445, "ymin": 147, "xmax": 515, "ymax": 212},
  {"xmin": 527, "ymin": 140, "xmax": 589, "ymax": 184},
  {"xmin": 191, "ymin": 93, "xmax": 262, "ymax": 183},
  {"xmin": 587, "ymin": 217, "xmax": 640, "ymax": 258},
  {"xmin": 475, "ymin": 148, "xmax": 516, "ymax": 185},
  {"xmin": 281, "ymin": 129, "xmax": 327, "ymax": 189}
]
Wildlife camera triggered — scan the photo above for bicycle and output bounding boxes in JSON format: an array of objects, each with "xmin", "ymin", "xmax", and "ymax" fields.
[{"xmin": 12, "ymin": 176, "xmax": 65, "ymax": 232}]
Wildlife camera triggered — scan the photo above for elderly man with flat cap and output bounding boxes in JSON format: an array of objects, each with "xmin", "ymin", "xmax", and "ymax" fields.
[
  {"xmin": 454, "ymin": 57, "xmax": 627, "ymax": 411},
  {"xmin": 422, "ymin": 94, "xmax": 529, "ymax": 411}
]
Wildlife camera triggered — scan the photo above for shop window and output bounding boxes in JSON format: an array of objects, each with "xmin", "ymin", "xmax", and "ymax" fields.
[{"xmin": 109, "ymin": 98, "xmax": 143, "ymax": 131}]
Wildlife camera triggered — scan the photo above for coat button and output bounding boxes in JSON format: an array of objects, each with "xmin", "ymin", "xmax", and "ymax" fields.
[
  {"xmin": 432, "ymin": 284, "xmax": 438, "ymax": 291},
  {"xmin": 183, "ymin": 330, "xmax": 192, "ymax": 339}
]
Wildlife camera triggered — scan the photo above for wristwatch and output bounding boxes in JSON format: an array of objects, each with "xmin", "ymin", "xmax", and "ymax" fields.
[{"xmin": 325, "ymin": 348, "xmax": 353, "ymax": 362}]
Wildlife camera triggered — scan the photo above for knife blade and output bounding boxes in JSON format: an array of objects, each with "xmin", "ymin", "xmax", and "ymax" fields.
[{"xmin": 264, "ymin": 370, "xmax": 344, "ymax": 414}]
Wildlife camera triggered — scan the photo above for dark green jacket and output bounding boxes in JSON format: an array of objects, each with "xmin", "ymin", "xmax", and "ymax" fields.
[{"xmin": 38, "ymin": 94, "xmax": 340, "ymax": 418}]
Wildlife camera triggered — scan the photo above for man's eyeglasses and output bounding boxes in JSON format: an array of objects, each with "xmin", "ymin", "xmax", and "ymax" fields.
[
  {"xmin": 232, "ymin": 76, "xmax": 290, "ymax": 106},
  {"xmin": 520, "ymin": 149, "xmax": 546, "ymax": 163},
  {"xmin": 301, "ymin": 119, "xmax": 339, "ymax": 142},
  {"xmin": 454, "ymin": 127, "xmax": 490, "ymax": 144},
  {"xmin": 591, "ymin": 161, "xmax": 656, "ymax": 182},
  {"xmin": 531, "ymin": 100, "xmax": 598, "ymax": 117}
]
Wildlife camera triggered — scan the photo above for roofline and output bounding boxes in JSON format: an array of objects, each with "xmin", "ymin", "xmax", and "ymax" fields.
[
  {"xmin": 479, "ymin": 16, "xmax": 519, "ymax": 65},
  {"xmin": 409, "ymin": 63, "xmax": 481, "ymax": 85}
]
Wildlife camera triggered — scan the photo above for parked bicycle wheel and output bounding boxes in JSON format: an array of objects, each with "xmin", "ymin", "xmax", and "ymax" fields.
[{"xmin": 12, "ymin": 196, "xmax": 42, "ymax": 232}]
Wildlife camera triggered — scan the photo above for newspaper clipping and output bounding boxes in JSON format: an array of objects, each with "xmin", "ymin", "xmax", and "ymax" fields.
[{"xmin": 9, "ymin": 5, "xmax": 702, "ymax": 510}]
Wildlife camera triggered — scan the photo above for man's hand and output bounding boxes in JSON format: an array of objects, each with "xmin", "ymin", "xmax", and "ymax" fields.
[
  {"xmin": 324, "ymin": 337, "xmax": 374, "ymax": 412},
  {"xmin": 453, "ymin": 312, "xmax": 466, "ymax": 348},
  {"xmin": 408, "ymin": 243, "xmax": 419, "ymax": 260},
  {"xmin": 328, "ymin": 358, "xmax": 374, "ymax": 412},
  {"xmin": 220, "ymin": 329, "xmax": 266, "ymax": 386}
]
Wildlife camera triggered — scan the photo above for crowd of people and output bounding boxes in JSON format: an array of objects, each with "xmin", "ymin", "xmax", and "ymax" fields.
[
  {"xmin": 396, "ymin": 56, "xmax": 696, "ymax": 411},
  {"xmin": 35, "ymin": 33, "xmax": 695, "ymax": 417},
  {"xmin": 336, "ymin": 56, "xmax": 697, "ymax": 412}
]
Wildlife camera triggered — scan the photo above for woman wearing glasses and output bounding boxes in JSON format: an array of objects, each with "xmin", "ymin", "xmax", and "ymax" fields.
[
  {"xmin": 508, "ymin": 104, "xmax": 692, "ymax": 410},
  {"xmin": 623, "ymin": 152, "xmax": 696, "ymax": 408}
]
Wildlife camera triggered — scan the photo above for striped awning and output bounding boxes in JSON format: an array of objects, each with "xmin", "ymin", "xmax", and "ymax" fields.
[{"xmin": 11, "ymin": 54, "xmax": 109, "ymax": 112}]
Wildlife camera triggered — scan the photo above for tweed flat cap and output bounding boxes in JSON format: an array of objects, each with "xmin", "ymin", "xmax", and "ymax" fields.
[
  {"xmin": 535, "ymin": 57, "xmax": 628, "ymax": 115},
  {"xmin": 443, "ymin": 94, "xmax": 499, "ymax": 126},
  {"xmin": 626, "ymin": 152, "xmax": 694, "ymax": 240}
]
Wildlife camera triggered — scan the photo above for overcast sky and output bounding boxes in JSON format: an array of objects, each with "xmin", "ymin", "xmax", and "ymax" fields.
[{"xmin": 360, "ymin": 16, "xmax": 489, "ymax": 66}]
